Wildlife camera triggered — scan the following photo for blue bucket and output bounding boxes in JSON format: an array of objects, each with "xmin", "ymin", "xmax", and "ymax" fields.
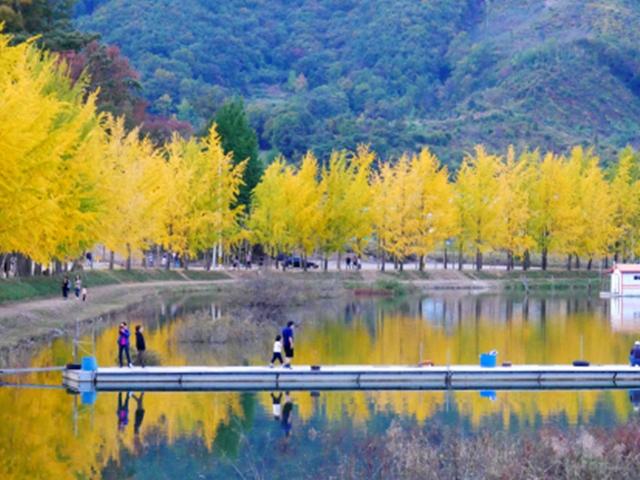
[
  {"xmin": 480, "ymin": 390, "xmax": 497, "ymax": 401},
  {"xmin": 479, "ymin": 351, "xmax": 497, "ymax": 368},
  {"xmin": 81, "ymin": 391, "xmax": 97, "ymax": 406},
  {"xmin": 81, "ymin": 356, "xmax": 98, "ymax": 371}
]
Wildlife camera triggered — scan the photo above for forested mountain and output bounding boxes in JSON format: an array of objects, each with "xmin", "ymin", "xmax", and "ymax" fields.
[{"xmin": 74, "ymin": 0, "xmax": 640, "ymax": 164}]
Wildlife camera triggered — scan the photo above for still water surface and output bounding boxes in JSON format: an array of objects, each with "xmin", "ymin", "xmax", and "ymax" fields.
[{"xmin": 1, "ymin": 292, "xmax": 639, "ymax": 478}]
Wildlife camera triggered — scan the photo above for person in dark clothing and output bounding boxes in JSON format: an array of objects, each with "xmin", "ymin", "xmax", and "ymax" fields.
[
  {"xmin": 118, "ymin": 322, "xmax": 133, "ymax": 368},
  {"xmin": 282, "ymin": 321, "xmax": 295, "ymax": 368},
  {"xmin": 135, "ymin": 325, "xmax": 146, "ymax": 367},
  {"xmin": 132, "ymin": 392, "xmax": 145, "ymax": 434},
  {"xmin": 62, "ymin": 276, "xmax": 70, "ymax": 299},
  {"xmin": 630, "ymin": 341, "xmax": 640, "ymax": 367},
  {"xmin": 117, "ymin": 391, "xmax": 130, "ymax": 431}
]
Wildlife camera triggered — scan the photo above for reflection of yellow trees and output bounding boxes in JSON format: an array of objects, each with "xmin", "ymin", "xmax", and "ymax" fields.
[
  {"xmin": 1, "ymin": 297, "xmax": 637, "ymax": 477},
  {"xmin": 279, "ymin": 296, "xmax": 636, "ymax": 427}
]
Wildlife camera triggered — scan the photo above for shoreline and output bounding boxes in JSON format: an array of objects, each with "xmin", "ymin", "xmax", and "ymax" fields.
[
  {"xmin": 0, "ymin": 270, "xmax": 603, "ymax": 366},
  {"xmin": 0, "ymin": 280, "xmax": 231, "ymax": 367}
]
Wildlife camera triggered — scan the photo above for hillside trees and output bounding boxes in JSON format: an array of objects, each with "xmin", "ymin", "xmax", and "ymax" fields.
[{"xmin": 213, "ymin": 98, "xmax": 263, "ymax": 211}]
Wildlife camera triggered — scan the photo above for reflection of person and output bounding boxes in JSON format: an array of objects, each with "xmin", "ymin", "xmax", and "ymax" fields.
[
  {"xmin": 630, "ymin": 390, "xmax": 640, "ymax": 412},
  {"xmin": 271, "ymin": 392, "xmax": 283, "ymax": 420},
  {"xmin": 281, "ymin": 392, "xmax": 293, "ymax": 437},
  {"xmin": 630, "ymin": 341, "xmax": 640, "ymax": 366},
  {"xmin": 133, "ymin": 393, "xmax": 145, "ymax": 434},
  {"xmin": 282, "ymin": 321, "xmax": 295, "ymax": 369},
  {"xmin": 117, "ymin": 391, "xmax": 130, "ymax": 431}
]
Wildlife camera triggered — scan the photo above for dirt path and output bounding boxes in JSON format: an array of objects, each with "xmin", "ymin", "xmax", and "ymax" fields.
[{"xmin": 0, "ymin": 279, "xmax": 234, "ymax": 364}]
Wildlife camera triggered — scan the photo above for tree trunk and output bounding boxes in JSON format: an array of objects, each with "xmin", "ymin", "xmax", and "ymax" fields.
[
  {"xmin": 126, "ymin": 244, "xmax": 132, "ymax": 271},
  {"xmin": 419, "ymin": 255, "xmax": 425, "ymax": 271},
  {"xmin": 566, "ymin": 254, "xmax": 572, "ymax": 271},
  {"xmin": 541, "ymin": 248, "xmax": 548, "ymax": 271},
  {"xmin": 303, "ymin": 253, "xmax": 308, "ymax": 272},
  {"xmin": 323, "ymin": 256, "xmax": 328, "ymax": 272},
  {"xmin": 184, "ymin": 254, "xmax": 189, "ymax": 271},
  {"xmin": 109, "ymin": 251, "xmax": 115, "ymax": 270},
  {"xmin": 575, "ymin": 255, "xmax": 580, "ymax": 270},
  {"xmin": 458, "ymin": 247, "xmax": 463, "ymax": 271},
  {"xmin": 587, "ymin": 258, "xmax": 593, "ymax": 270},
  {"xmin": 523, "ymin": 250, "xmax": 531, "ymax": 271},
  {"xmin": 380, "ymin": 251, "xmax": 385, "ymax": 272},
  {"xmin": 475, "ymin": 249, "xmax": 482, "ymax": 271},
  {"xmin": 604, "ymin": 256, "xmax": 609, "ymax": 269},
  {"xmin": 337, "ymin": 252, "xmax": 342, "ymax": 271},
  {"xmin": 399, "ymin": 260, "xmax": 404, "ymax": 272},
  {"xmin": 0, "ymin": 253, "xmax": 7, "ymax": 278},
  {"xmin": 507, "ymin": 251, "xmax": 514, "ymax": 271},
  {"xmin": 444, "ymin": 244, "xmax": 448, "ymax": 270}
]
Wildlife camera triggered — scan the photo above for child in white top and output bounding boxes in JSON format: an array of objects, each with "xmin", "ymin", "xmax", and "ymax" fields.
[{"xmin": 270, "ymin": 334, "xmax": 283, "ymax": 367}]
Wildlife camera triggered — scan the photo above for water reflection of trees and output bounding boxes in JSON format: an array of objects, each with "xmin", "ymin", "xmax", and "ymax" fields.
[{"xmin": 3, "ymin": 292, "xmax": 638, "ymax": 478}]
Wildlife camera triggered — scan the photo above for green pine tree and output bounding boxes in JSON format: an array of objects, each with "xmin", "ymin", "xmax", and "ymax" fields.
[{"xmin": 213, "ymin": 97, "xmax": 263, "ymax": 211}]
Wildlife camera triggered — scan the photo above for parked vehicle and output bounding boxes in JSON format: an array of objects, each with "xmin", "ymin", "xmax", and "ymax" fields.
[{"xmin": 283, "ymin": 256, "xmax": 319, "ymax": 269}]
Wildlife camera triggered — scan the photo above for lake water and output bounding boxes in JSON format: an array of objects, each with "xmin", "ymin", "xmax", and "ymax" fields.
[{"xmin": 1, "ymin": 291, "xmax": 639, "ymax": 478}]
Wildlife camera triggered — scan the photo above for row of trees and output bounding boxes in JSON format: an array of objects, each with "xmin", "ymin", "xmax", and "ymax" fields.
[
  {"xmin": 0, "ymin": 32, "xmax": 245, "ymax": 272},
  {"xmin": 251, "ymin": 144, "xmax": 638, "ymax": 271},
  {"xmin": 3, "ymin": 30, "xmax": 640, "ymax": 273}
]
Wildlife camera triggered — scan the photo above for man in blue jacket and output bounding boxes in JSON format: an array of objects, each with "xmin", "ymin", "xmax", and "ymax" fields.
[
  {"xmin": 630, "ymin": 341, "xmax": 640, "ymax": 367},
  {"xmin": 282, "ymin": 321, "xmax": 295, "ymax": 369}
]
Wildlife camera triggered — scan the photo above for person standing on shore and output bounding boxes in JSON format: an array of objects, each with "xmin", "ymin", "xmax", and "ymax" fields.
[
  {"xmin": 61, "ymin": 276, "xmax": 70, "ymax": 299},
  {"xmin": 118, "ymin": 322, "xmax": 133, "ymax": 368},
  {"xmin": 135, "ymin": 325, "xmax": 146, "ymax": 367},
  {"xmin": 282, "ymin": 321, "xmax": 295, "ymax": 369},
  {"xmin": 74, "ymin": 275, "xmax": 82, "ymax": 299}
]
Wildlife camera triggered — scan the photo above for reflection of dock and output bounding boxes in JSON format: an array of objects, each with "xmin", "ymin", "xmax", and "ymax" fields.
[{"xmin": 63, "ymin": 365, "xmax": 640, "ymax": 393}]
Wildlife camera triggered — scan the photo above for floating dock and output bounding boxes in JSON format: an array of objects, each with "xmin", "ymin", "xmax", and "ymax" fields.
[{"xmin": 63, "ymin": 364, "xmax": 640, "ymax": 393}]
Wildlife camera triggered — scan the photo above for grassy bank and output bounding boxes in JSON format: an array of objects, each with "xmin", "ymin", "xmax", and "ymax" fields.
[
  {"xmin": 468, "ymin": 269, "xmax": 605, "ymax": 291},
  {"xmin": 0, "ymin": 269, "xmax": 230, "ymax": 304}
]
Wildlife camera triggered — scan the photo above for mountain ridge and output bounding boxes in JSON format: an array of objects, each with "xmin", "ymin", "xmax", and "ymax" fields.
[{"xmin": 74, "ymin": 0, "xmax": 640, "ymax": 164}]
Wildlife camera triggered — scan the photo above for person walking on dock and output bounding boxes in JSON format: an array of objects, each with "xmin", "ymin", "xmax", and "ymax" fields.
[
  {"xmin": 630, "ymin": 341, "xmax": 640, "ymax": 367},
  {"xmin": 270, "ymin": 334, "xmax": 284, "ymax": 367},
  {"xmin": 282, "ymin": 321, "xmax": 295, "ymax": 369},
  {"xmin": 118, "ymin": 322, "xmax": 133, "ymax": 368},
  {"xmin": 135, "ymin": 325, "xmax": 146, "ymax": 367}
]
